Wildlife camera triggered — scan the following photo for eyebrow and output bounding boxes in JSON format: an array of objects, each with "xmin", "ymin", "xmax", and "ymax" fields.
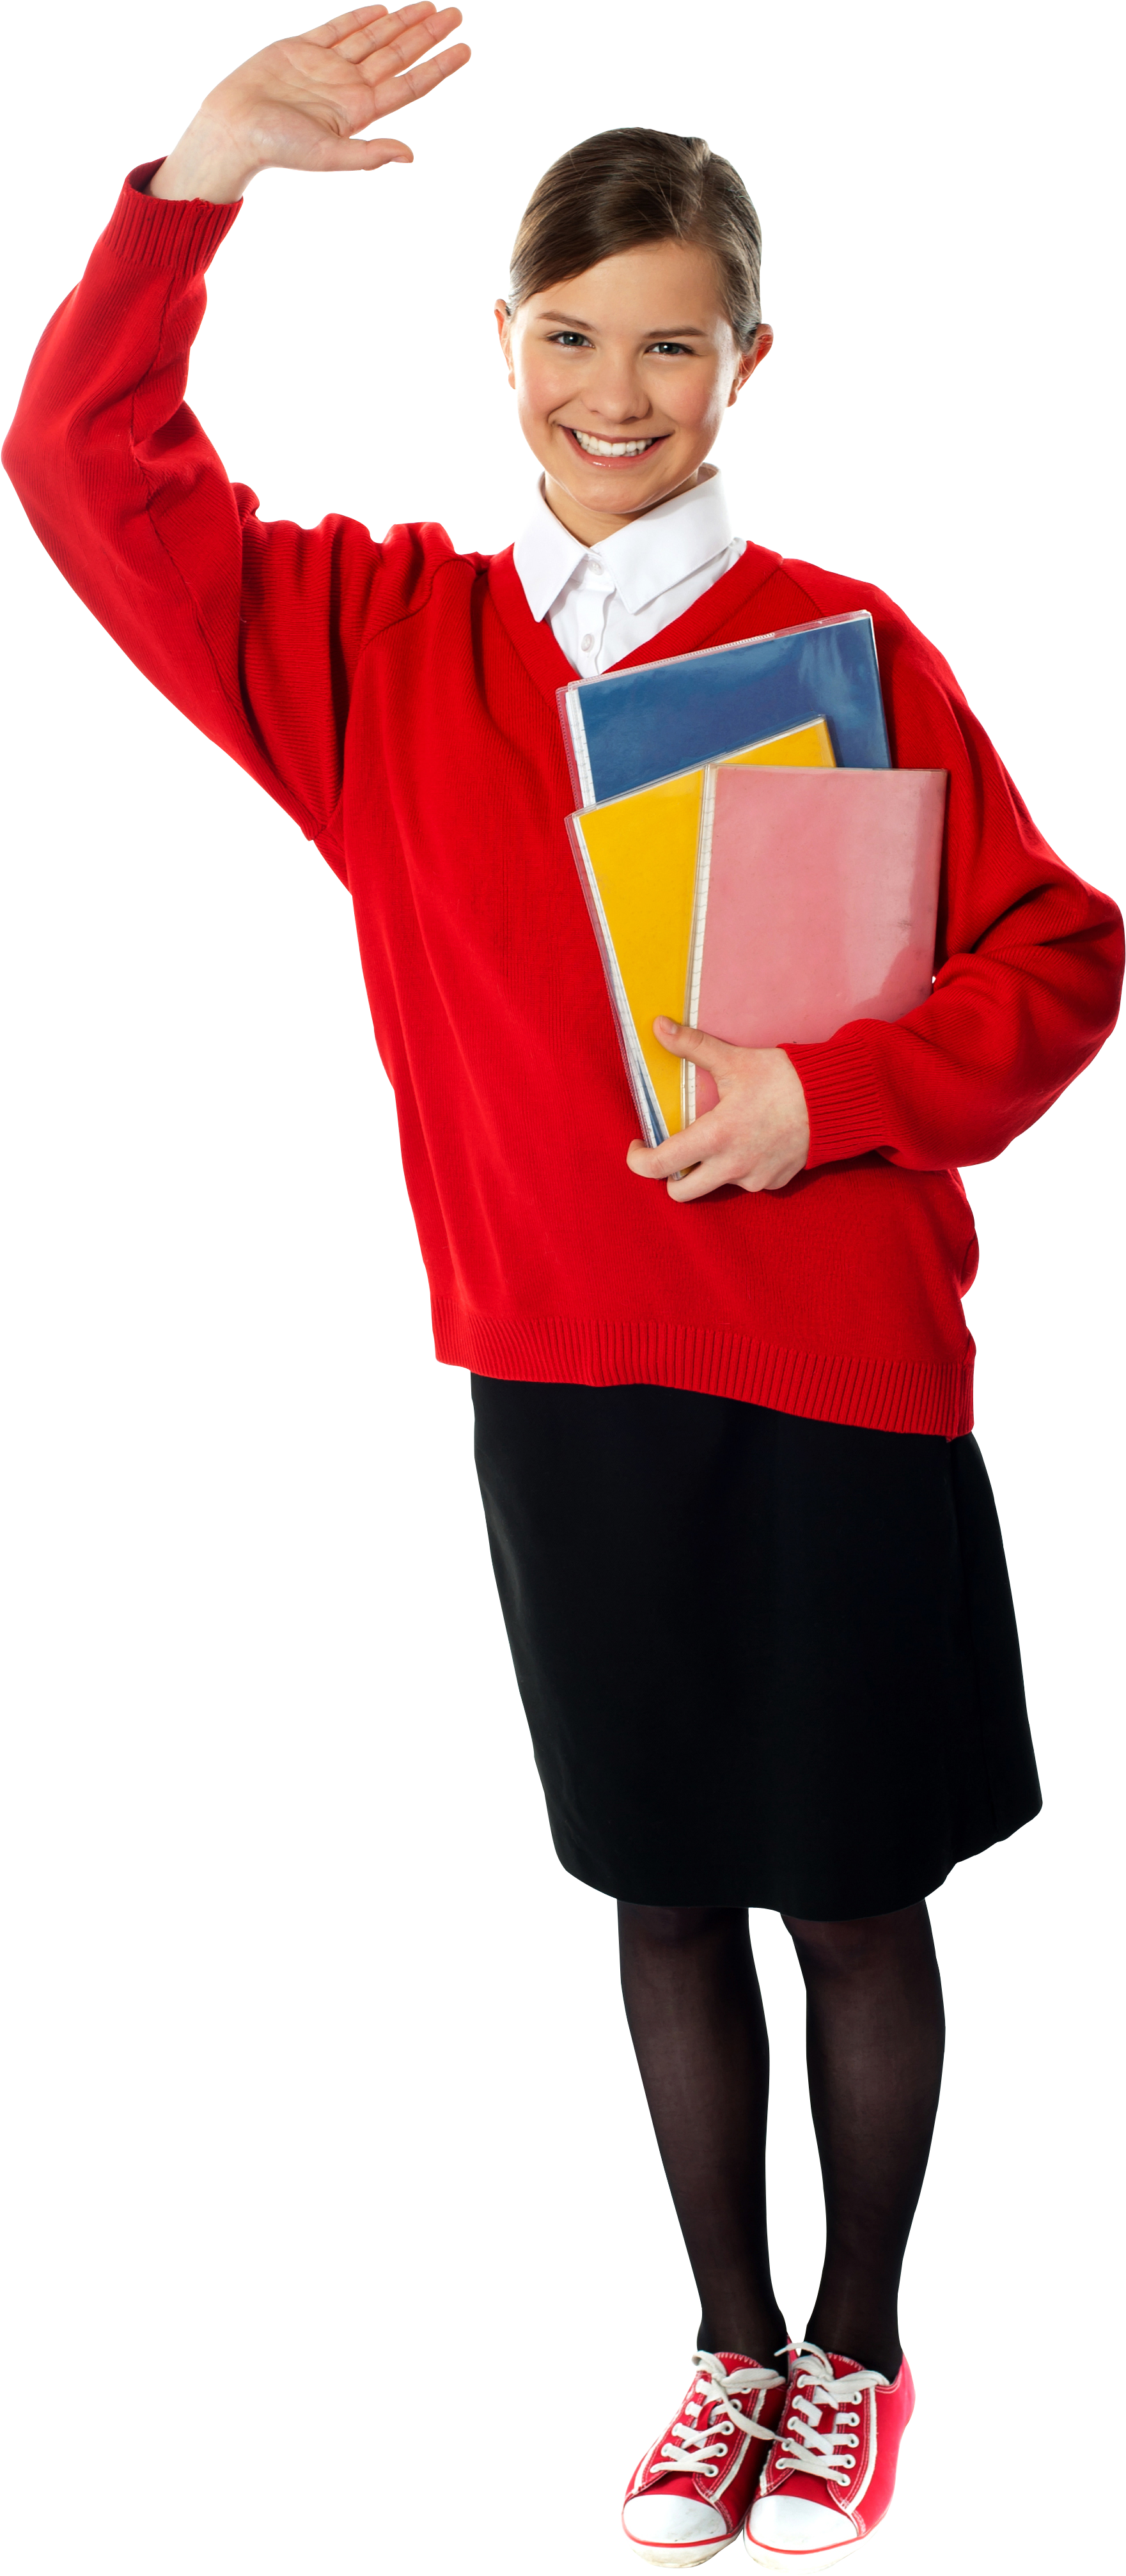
[{"xmin": 537, "ymin": 311, "xmax": 710, "ymax": 336}]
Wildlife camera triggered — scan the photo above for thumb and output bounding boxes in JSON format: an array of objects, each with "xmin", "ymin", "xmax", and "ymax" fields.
[{"xmin": 653, "ymin": 1015, "xmax": 740, "ymax": 1079}]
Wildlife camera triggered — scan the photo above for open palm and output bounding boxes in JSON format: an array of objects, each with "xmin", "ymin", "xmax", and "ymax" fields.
[{"xmin": 200, "ymin": 4, "xmax": 470, "ymax": 176}]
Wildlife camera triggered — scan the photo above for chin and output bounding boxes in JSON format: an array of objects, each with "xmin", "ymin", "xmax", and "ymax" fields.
[{"xmin": 567, "ymin": 462, "xmax": 689, "ymax": 510}]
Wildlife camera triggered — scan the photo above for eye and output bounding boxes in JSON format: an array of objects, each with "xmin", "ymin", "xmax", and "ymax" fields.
[
  {"xmin": 648, "ymin": 341, "xmax": 693, "ymax": 357},
  {"xmin": 548, "ymin": 331, "xmax": 591, "ymax": 348}
]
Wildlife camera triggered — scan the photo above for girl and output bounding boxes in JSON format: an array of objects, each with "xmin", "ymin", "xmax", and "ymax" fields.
[{"xmin": 4, "ymin": 10, "xmax": 1122, "ymax": 2566}]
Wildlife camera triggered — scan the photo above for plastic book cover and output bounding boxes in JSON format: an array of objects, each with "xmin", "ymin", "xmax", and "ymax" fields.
[
  {"xmin": 567, "ymin": 721, "xmax": 836, "ymax": 1143},
  {"xmin": 684, "ymin": 764, "xmax": 948, "ymax": 1122},
  {"xmin": 557, "ymin": 610, "xmax": 889, "ymax": 806}
]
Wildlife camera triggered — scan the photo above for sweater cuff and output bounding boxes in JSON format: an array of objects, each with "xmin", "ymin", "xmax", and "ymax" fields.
[
  {"xmin": 102, "ymin": 163, "xmax": 242, "ymax": 281},
  {"xmin": 781, "ymin": 1024, "xmax": 889, "ymax": 1169}
]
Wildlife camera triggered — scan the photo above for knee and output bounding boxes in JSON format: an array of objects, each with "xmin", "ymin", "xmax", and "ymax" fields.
[
  {"xmin": 781, "ymin": 1905, "xmax": 921, "ymax": 1978},
  {"xmin": 618, "ymin": 1900, "xmax": 743, "ymax": 1955}
]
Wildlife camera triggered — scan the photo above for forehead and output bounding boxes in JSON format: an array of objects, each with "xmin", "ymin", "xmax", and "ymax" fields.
[{"xmin": 520, "ymin": 238, "xmax": 728, "ymax": 333}]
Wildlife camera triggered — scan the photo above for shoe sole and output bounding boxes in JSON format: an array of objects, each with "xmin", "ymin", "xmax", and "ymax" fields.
[
  {"xmin": 744, "ymin": 2524, "xmax": 877, "ymax": 2566},
  {"xmin": 623, "ymin": 2524, "xmax": 740, "ymax": 2568}
]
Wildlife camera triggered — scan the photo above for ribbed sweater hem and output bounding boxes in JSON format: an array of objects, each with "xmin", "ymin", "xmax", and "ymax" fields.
[
  {"xmin": 782, "ymin": 1026, "xmax": 888, "ymax": 1167},
  {"xmin": 431, "ymin": 1299, "xmax": 974, "ymax": 1438},
  {"xmin": 105, "ymin": 163, "xmax": 242, "ymax": 279}
]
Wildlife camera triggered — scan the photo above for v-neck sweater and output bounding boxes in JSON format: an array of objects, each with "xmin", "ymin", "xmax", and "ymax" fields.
[{"xmin": 4, "ymin": 169, "xmax": 1122, "ymax": 1438}]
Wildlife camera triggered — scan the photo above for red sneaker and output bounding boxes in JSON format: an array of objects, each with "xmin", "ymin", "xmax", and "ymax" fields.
[
  {"xmin": 746, "ymin": 2341, "xmax": 915, "ymax": 2564},
  {"xmin": 623, "ymin": 2350, "xmax": 788, "ymax": 2566}
]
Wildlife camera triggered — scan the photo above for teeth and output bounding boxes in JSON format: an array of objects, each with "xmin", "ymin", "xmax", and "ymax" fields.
[{"xmin": 571, "ymin": 428, "xmax": 658, "ymax": 456}]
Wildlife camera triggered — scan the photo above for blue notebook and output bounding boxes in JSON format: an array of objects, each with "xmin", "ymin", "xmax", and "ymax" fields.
[{"xmin": 558, "ymin": 611, "xmax": 889, "ymax": 804}]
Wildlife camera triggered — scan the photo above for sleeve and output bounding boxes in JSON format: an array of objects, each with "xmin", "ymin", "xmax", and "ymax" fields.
[
  {"xmin": 780, "ymin": 615, "xmax": 1124, "ymax": 1171},
  {"xmin": 2, "ymin": 164, "xmax": 443, "ymax": 888}
]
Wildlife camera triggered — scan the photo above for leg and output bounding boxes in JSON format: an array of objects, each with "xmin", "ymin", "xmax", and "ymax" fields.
[
  {"xmin": 618, "ymin": 1900, "xmax": 789, "ymax": 2363},
  {"xmin": 782, "ymin": 1900, "xmax": 945, "ymax": 2382}
]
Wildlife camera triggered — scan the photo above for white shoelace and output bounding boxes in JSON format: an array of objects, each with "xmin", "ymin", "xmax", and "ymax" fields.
[
  {"xmin": 775, "ymin": 2341, "xmax": 888, "ymax": 2488},
  {"xmin": 655, "ymin": 2352, "xmax": 787, "ymax": 2480}
]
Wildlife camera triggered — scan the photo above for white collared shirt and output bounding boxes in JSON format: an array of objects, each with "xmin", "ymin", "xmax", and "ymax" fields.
[{"xmin": 513, "ymin": 465, "xmax": 745, "ymax": 676}]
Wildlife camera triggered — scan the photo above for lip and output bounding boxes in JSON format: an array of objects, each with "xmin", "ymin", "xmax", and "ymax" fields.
[{"xmin": 559, "ymin": 425, "xmax": 672, "ymax": 469}]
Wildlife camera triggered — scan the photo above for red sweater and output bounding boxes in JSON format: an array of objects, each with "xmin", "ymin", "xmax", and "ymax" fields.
[{"xmin": 6, "ymin": 168, "xmax": 1122, "ymax": 1439}]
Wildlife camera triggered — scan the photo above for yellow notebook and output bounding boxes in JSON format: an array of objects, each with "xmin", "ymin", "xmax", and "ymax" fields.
[{"xmin": 567, "ymin": 719, "xmax": 836, "ymax": 1139}]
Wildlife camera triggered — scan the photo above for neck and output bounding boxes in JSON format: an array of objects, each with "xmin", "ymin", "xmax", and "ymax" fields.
[{"xmin": 542, "ymin": 464, "xmax": 706, "ymax": 547}]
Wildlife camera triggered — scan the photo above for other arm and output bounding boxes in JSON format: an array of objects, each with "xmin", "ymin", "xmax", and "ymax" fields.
[{"xmin": 629, "ymin": 639, "xmax": 1123, "ymax": 1198}]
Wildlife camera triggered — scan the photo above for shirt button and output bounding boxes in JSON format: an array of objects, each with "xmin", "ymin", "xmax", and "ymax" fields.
[{"xmin": 580, "ymin": 634, "xmax": 595, "ymax": 652}]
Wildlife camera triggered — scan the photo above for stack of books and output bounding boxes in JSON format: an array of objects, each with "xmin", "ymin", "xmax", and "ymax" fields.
[{"xmin": 559, "ymin": 612, "xmax": 948, "ymax": 1145}]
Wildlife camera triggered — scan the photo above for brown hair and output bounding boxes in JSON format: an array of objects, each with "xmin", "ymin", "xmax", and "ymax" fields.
[{"xmin": 507, "ymin": 129, "xmax": 763, "ymax": 348}]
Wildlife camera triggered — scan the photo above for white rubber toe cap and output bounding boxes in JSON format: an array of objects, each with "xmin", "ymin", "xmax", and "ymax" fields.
[
  {"xmin": 623, "ymin": 2491, "xmax": 728, "ymax": 2545},
  {"xmin": 748, "ymin": 2492, "xmax": 854, "ymax": 2549}
]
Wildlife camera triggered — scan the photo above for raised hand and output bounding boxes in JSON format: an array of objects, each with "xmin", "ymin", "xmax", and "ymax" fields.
[
  {"xmin": 150, "ymin": 6, "xmax": 470, "ymax": 203},
  {"xmin": 626, "ymin": 1019, "xmax": 811, "ymax": 1200}
]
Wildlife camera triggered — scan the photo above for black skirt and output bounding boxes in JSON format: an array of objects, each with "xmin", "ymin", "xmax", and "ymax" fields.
[{"xmin": 471, "ymin": 1375, "xmax": 1041, "ymax": 1919}]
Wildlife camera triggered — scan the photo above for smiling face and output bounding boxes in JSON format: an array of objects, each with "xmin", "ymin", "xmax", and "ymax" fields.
[{"xmin": 496, "ymin": 237, "xmax": 771, "ymax": 545}]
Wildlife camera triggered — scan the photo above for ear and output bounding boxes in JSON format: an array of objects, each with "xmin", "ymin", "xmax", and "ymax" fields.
[
  {"xmin": 728, "ymin": 321, "xmax": 774, "ymax": 407},
  {"xmin": 494, "ymin": 298, "xmax": 515, "ymax": 388}
]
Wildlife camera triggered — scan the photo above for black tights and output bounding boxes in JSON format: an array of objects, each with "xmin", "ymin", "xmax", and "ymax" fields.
[{"xmin": 616, "ymin": 1900, "xmax": 945, "ymax": 2384}]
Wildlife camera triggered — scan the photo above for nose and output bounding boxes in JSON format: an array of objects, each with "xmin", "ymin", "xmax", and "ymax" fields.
[{"xmin": 583, "ymin": 353, "xmax": 653, "ymax": 426}]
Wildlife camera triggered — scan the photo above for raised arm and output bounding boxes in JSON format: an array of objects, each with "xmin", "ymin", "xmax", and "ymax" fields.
[{"xmin": 3, "ymin": 11, "xmax": 470, "ymax": 877}]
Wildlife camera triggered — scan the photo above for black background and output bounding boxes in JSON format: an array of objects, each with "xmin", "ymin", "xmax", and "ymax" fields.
[{"xmin": 6, "ymin": 10, "xmax": 1113, "ymax": 2565}]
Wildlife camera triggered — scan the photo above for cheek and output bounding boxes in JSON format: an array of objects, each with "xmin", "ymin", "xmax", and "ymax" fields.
[
  {"xmin": 664, "ymin": 371, "xmax": 729, "ymax": 435},
  {"xmin": 513, "ymin": 352, "xmax": 570, "ymax": 421}
]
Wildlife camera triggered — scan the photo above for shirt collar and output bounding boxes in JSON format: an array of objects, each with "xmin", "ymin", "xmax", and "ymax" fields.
[{"xmin": 513, "ymin": 465, "xmax": 733, "ymax": 623}]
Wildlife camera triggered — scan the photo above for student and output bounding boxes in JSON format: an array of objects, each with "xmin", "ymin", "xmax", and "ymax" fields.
[{"xmin": 4, "ymin": 10, "xmax": 1122, "ymax": 2566}]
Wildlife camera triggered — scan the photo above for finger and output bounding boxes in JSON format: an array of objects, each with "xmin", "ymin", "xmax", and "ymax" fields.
[
  {"xmin": 352, "ymin": 3, "xmax": 461, "ymax": 61},
  {"xmin": 626, "ymin": 1136, "xmax": 687, "ymax": 1181},
  {"xmin": 625, "ymin": 1111, "xmax": 725, "ymax": 1182},
  {"xmin": 626, "ymin": 1090, "xmax": 733, "ymax": 1175},
  {"xmin": 338, "ymin": 12, "xmax": 426, "ymax": 58},
  {"xmin": 653, "ymin": 1015, "xmax": 742, "ymax": 1077},
  {"xmin": 356, "ymin": 19, "xmax": 466, "ymax": 111},
  {"xmin": 299, "ymin": 6, "xmax": 393, "ymax": 44},
  {"xmin": 317, "ymin": 132, "xmax": 415, "ymax": 166},
  {"xmin": 665, "ymin": 1154, "xmax": 747, "ymax": 1202},
  {"xmin": 364, "ymin": 36, "xmax": 471, "ymax": 109}
]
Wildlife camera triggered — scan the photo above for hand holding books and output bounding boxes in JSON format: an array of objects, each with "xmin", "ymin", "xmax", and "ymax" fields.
[{"xmin": 627, "ymin": 1023, "xmax": 810, "ymax": 1200}]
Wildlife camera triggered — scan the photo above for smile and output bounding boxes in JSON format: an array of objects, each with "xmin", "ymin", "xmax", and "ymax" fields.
[{"xmin": 565, "ymin": 426, "xmax": 667, "ymax": 458}]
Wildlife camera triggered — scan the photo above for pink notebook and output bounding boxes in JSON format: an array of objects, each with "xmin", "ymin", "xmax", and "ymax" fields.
[{"xmin": 685, "ymin": 765, "xmax": 947, "ymax": 1120}]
